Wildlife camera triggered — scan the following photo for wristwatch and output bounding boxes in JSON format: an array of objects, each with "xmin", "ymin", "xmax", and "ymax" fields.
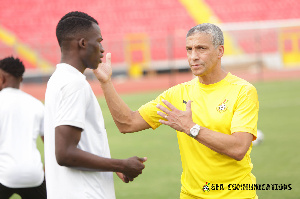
[{"xmin": 189, "ymin": 124, "xmax": 201, "ymax": 138}]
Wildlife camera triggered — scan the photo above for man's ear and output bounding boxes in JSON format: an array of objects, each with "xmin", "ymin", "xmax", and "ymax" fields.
[
  {"xmin": 78, "ymin": 38, "xmax": 86, "ymax": 49},
  {"xmin": 218, "ymin": 45, "xmax": 224, "ymax": 58}
]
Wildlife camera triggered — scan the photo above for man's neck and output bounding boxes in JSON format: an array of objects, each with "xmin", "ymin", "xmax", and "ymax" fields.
[
  {"xmin": 3, "ymin": 78, "xmax": 21, "ymax": 89},
  {"xmin": 61, "ymin": 55, "xmax": 86, "ymax": 74},
  {"xmin": 198, "ymin": 69, "xmax": 228, "ymax": 85},
  {"xmin": 3, "ymin": 84, "xmax": 20, "ymax": 89}
]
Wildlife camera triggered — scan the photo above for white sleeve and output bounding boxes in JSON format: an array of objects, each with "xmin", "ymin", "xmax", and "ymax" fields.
[
  {"xmin": 39, "ymin": 103, "xmax": 45, "ymax": 136},
  {"xmin": 55, "ymin": 87, "xmax": 87, "ymax": 130}
]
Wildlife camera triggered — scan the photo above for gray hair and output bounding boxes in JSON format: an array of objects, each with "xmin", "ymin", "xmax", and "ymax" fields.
[{"xmin": 186, "ymin": 23, "xmax": 224, "ymax": 48}]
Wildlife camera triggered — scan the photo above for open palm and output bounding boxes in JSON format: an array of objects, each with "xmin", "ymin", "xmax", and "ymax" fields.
[{"xmin": 93, "ymin": 53, "xmax": 112, "ymax": 83}]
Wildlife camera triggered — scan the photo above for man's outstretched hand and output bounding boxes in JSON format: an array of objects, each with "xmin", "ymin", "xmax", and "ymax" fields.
[{"xmin": 93, "ymin": 53, "xmax": 112, "ymax": 84}]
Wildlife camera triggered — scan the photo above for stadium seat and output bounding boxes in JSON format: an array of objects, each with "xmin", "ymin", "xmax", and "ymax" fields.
[{"xmin": 0, "ymin": 0, "xmax": 299, "ymax": 70}]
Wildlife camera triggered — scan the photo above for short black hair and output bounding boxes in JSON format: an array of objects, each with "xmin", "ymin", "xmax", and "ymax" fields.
[
  {"xmin": 0, "ymin": 56, "xmax": 25, "ymax": 78},
  {"xmin": 56, "ymin": 11, "xmax": 99, "ymax": 47}
]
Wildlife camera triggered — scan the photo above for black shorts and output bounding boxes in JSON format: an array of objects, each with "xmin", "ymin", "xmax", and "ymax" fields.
[{"xmin": 0, "ymin": 180, "xmax": 46, "ymax": 199}]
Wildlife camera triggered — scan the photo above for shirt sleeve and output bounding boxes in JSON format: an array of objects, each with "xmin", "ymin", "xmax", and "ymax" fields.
[
  {"xmin": 55, "ymin": 84, "xmax": 87, "ymax": 130},
  {"xmin": 138, "ymin": 89, "xmax": 172, "ymax": 130},
  {"xmin": 231, "ymin": 85, "xmax": 259, "ymax": 140}
]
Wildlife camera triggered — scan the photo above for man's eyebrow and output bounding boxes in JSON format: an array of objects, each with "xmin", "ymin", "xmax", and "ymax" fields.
[{"xmin": 186, "ymin": 44, "xmax": 208, "ymax": 48}]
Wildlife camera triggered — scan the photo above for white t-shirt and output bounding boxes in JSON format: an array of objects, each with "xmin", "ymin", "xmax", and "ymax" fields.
[
  {"xmin": 44, "ymin": 63, "xmax": 115, "ymax": 199},
  {"xmin": 0, "ymin": 88, "xmax": 44, "ymax": 188}
]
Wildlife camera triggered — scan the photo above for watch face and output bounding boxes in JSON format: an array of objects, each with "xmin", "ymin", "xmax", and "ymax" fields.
[
  {"xmin": 190, "ymin": 125, "xmax": 200, "ymax": 138},
  {"xmin": 191, "ymin": 128, "xmax": 198, "ymax": 136}
]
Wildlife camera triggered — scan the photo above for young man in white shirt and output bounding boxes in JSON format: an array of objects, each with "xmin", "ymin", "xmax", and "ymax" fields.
[
  {"xmin": 44, "ymin": 11, "xmax": 147, "ymax": 199},
  {"xmin": 0, "ymin": 56, "xmax": 46, "ymax": 199}
]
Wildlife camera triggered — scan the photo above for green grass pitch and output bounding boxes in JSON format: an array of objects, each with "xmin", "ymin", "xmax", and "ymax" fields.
[{"xmin": 11, "ymin": 78, "xmax": 300, "ymax": 199}]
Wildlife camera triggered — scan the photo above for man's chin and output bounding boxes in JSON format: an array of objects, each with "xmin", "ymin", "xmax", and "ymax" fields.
[
  {"xmin": 191, "ymin": 70, "xmax": 204, "ymax": 77},
  {"xmin": 87, "ymin": 65, "xmax": 98, "ymax": 70}
]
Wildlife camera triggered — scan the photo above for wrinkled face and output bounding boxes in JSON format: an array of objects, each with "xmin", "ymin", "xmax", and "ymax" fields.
[
  {"xmin": 82, "ymin": 23, "xmax": 105, "ymax": 70},
  {"xmin": 186, "ymin": 33, "xmax": 223, "ymax": 77}
]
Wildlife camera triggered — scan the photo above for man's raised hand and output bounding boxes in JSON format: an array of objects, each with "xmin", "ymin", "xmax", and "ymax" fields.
[{"xmin": 93, "ymin": 53, "xmax": 112, "ymax": 84}]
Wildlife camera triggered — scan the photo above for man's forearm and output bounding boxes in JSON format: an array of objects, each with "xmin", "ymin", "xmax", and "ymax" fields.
[
  {"xmin": 94, "ymin": 53, "xmax": 150, "ymax": 133},
  {"xmin": 56, "ymin": 146, "xmax": 146, "ymax": 180},
  {"xmin": 191, "ymin": 127, "xmax": 253, "ymax": 161},
  {"xmin": 100, "ymin": 80, "xmax": 135, "ymax": 132},
  {"xmin": 156, "ymin": 100, "xmax": 253, "ymax": 161},
  {"xmin": 57, "ymin": 146, "xmax": 125, "ymax": 172}
]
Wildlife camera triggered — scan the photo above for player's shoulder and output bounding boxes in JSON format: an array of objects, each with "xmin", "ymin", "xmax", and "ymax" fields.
[
  {"xmin": 161, "ymin": 78, "xmax": 198, "ymax": 99},
  {"xmin": 167, "ymin": 77, "xmax": 197, "ymax": 92},
  {"xmin": 24, "ymin": 91, "xmax": 43, "ymax": 102},
  {"xmin": 48, "ymin": 64, "xmax": 88, "ymax": 95},
  {"xmin": 19, "ymin": 90, "xmax": 44, "ymax": 110},
  {"xmin": 52, "ymin": 64, "xmax": 86, "ymax": 84},
  {"xmin": 60, "ymin": 78, "xmax": 88, "ymax": 100},
  {"xmin": 226, "ymin": 73, "xmax": 258, "ymax": 102},
  {"xmin": 226, "ymin": 73, "xmax": 256, "ymax": 91}
]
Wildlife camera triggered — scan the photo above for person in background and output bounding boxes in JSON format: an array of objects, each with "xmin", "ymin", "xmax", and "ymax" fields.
[{"xmin": 0, "ymin": 56, "xmax": 46, "ymax": 199}]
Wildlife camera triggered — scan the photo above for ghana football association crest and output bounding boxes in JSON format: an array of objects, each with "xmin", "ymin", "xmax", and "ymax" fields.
[
  {"xmin": 216, "ymin": 99, "xmax": 228, "ymax": 113},
  {"xmin": 202, "ymin": 182, "xmax": 210, "ymax": 192}
]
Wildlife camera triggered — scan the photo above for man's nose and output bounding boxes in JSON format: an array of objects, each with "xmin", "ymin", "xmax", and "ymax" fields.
[
  {"xmin": 191, "ymin": 49, "xmax": 199, "ymax": 60},
  {"xmin": 100, "ymin": 44, "xmax": 105, "ymax": 53}
]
